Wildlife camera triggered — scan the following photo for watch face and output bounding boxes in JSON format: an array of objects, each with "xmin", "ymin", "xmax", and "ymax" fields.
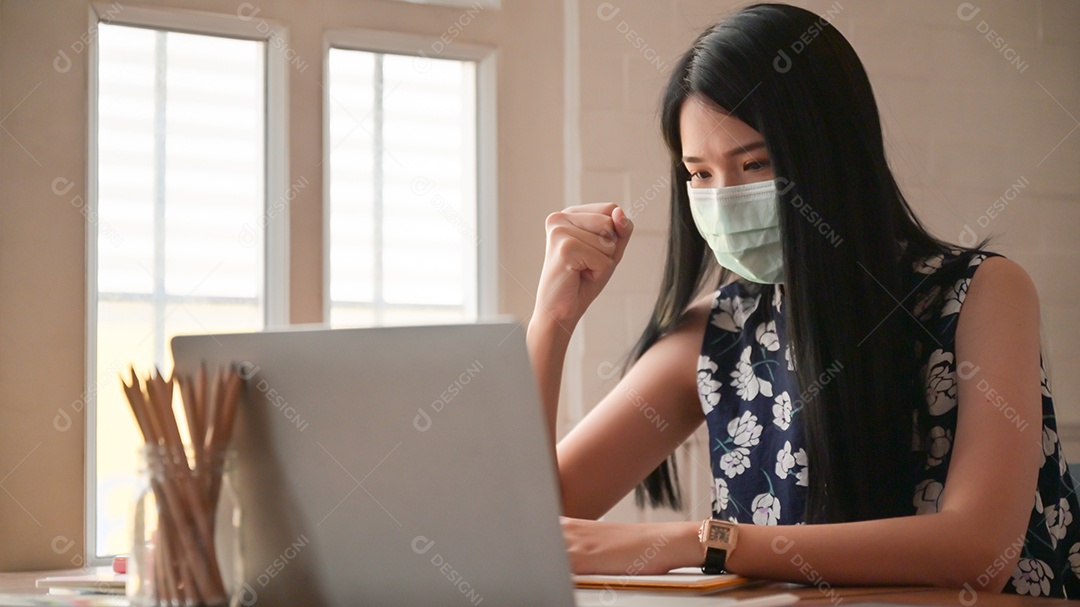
[{"xmin": 707, "ymin": 523, "xmax": 731, "ymax": 543}]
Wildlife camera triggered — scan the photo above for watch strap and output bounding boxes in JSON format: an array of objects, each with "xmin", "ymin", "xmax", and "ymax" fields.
[{"xmin": 702, "ymin": 546, "xmax": 727, "ymax": 574}]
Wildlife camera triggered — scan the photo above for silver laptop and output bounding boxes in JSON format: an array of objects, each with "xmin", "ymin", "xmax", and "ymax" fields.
[{"xmin": 171, "ymin": 321, "xmax": 577, "ymax": 606}]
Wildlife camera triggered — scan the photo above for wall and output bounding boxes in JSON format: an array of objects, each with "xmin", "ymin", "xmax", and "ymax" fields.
[
  {"xmin": 563, "ymin": 0, "xmax": 1080, "ymax": 525},
  {"xmin": 0, "ymin": 0, "xmax": 563, "ymax": 570},
  {"xmin": 1, "ymin": 0, "xmax": 1077, "ymax": 569}
]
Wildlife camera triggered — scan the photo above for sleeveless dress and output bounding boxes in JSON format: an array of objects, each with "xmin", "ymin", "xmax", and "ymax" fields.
[{"xmin": 696, "ymin": 250, "xmax": 1080, "ymax": 598}]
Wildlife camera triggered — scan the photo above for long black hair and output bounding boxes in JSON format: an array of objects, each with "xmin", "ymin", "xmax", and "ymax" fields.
[{"xmin": 629, "ymin": 3, "xmax": 963, "ymax": 523}]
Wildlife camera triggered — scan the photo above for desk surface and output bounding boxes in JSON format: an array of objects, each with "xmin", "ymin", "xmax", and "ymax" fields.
[
  {"xmin": 725, "ymin": 583, "xmax": 1068, "ymax": 605},
  {"xmin": 0, "ymin": 569, "xmax": 1069, "ymax": 605}
]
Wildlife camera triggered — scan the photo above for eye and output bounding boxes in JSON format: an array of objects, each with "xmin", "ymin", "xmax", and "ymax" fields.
[
  {"xmin": 688, "ymin": 170, "xmax": 712, "ymax": 182},
  {"xmin": 744, "ymin": 159, "xmax": 771, "ymax": 172}
]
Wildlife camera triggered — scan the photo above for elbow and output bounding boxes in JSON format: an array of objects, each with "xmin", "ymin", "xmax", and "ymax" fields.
[
  {"xmin": 558, "ymin": 478, "xmax": 601, "ymax": 520},
  {"xmin": 560, "ymin": 497, "xmax": 602, "ymax": 521},
  {"xmin": 936, "ymin": 534, "xmax": 1022, "ymax": 594},
  {"xmin": 982, "ymin": 573, "xmax": 1011, "ymax": 595}
]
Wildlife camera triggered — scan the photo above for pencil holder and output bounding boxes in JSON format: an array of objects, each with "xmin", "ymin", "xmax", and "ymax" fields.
[{"xmin": 129, "ymin": 445, "xmax": 243, "ymax": 607}]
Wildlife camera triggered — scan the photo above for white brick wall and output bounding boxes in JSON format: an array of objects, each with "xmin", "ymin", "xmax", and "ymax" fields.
[{"xmin": 563, "ymin": 0, "xmax": 1080, "ymax": 523}]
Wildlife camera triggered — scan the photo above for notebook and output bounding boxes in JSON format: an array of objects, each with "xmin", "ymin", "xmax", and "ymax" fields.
[
  {"xmin": 34, "ymin": 572, "xmax": 125, "ymax": 596},
  {"xmin": 575, "ymin": 568, "xmax": 751, "ymax": 593},
  {"xmin": 167, "ymin": 322, "xmax": 798, "ymax": 607}
]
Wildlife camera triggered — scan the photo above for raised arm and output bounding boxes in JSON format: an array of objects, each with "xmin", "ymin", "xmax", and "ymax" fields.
[
  {"xmin": 526, "ymin": 202, "xmax": 707, "ymax": 519},
  {"xmin": 527, "ymin": 203, "xmax": 633, "ymax": 447}
]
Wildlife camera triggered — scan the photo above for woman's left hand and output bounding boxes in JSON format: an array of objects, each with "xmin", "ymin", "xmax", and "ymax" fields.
[{"xmin": 560, "ymin": 516, "xmax": 700, "ymax": 575}]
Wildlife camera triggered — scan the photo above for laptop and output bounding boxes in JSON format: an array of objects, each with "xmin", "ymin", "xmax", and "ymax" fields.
[
  {"xmin": 171, "ymin": 321, "xmax": 580, "ymax": 606},
  {"xmin": 171, "ymin": 323, "xmax": 799, "ymax": 607}
]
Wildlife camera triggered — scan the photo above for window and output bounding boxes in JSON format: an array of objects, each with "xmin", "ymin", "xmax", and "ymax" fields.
[
  {"xmin": 89, "ymin": 9, "xmax": 287, "ymax": 560},
  {"xmin": 326, "ymin": 39, "xmax": 494, "ymax": 326},
  {"xmin": 86, "ymin": 15, "xmax": 491, "ymax": 562}
]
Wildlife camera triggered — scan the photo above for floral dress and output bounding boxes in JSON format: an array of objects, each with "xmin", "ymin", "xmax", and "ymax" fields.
[{"xmin": 696, "ymin": 251, "xmax": 1080, "ymax": 597}]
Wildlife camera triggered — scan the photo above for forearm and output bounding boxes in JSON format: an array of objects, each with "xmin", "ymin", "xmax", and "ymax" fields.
[
  {"xmin": 726, "ymin": 511, "xmax": 1015, "ymax": 592},
  {"xmin": 563, "ymin": 518, "xmax": 706, "ymax": 575},
  {"xmin": 526, "ymin": 314, "xmax": 574, "ymax": 447},
  {"xmin": 651, "ymin": 512, "xmax": 1014, "ymax": 593}
]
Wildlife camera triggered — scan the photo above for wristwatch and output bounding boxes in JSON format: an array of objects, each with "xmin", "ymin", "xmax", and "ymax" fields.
[{"xmin": 698, "ymin": 519, "xmax": 738, "ymax": 574}]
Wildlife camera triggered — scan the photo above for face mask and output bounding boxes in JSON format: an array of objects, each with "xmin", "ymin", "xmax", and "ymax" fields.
[{"xmin": 686, "ymin": 179, "xmax": 784, "ymax": 284}]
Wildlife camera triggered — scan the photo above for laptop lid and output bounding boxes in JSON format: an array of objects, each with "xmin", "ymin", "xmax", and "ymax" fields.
[{"xmin": 171, "ymin": 322, "xmax": 575, "ymax": 607}]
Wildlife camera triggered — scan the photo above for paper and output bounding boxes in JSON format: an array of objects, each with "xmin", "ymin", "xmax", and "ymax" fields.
[
  {"xmin": 574, "ymin": 589, "xmax": 800, "ymax": 607},
  {"xmin": 574, "ymin": 567, "xmax": 749, "ymax": 593},
  {"xmin": 34, "ymin": 572, "xmax": 125, "ymax": 596},
  {"xmin": 0, "ymin": 594, "xmax": 128, "ymax": 606}
]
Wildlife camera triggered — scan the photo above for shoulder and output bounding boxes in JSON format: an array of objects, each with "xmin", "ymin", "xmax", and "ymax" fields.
[
  {"xmin": 911, "ymin": 250, "xmax": 1037, "ymax": 321},
  {"xmin": 963, "ymin": 255, "xmax": 1040, "ymax": 316},
  {"xmin": 682, "ymin": 282, "xmax": 769, "ymax": 332},
  {"xmin": 969, "ymin": 255, "xmax": 1037, "ymax": 297},
  {"xmin": 954, "ymin": 255, "xmax": 1041, "ymax": 390}
]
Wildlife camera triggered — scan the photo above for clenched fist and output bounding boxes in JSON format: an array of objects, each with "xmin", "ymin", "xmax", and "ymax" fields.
[{"xmin": 533, "ymin": 203, "xmax": 633, "ymax": 329}]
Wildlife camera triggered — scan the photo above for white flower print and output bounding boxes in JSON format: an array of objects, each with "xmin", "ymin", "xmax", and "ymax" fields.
[
  {"xmin": 698, "ymin": 356, "xmax": 722, "ymax": 414},
  {"xmin": 731, "ymin": 346, "xmax": 774, "ymax": 401},
  {"xmin": 922, "ymin": 350, "xmax": 956, "ymax": 415},
  {"xmin": 772, "ymin": 285, "xmax": 782, "ymax": 312},
  {"xmin": 718, "ymin": 410, "xmax": 762, "ymax": 478},
  {"xmin": 1043, "ymin": 426, "xmax": 1058, "ymax": 467},
  {"xmin": 751, "ymin": 493, "xmax": 781, "ymax": 526},
  {"xmin": 926, "ymin": 426, "xmax": 952, "ymax": 468},
  {"xmin": 712, "ymin": 477, "xmax": 729, "ymax": 513},
  {"xmin": 776, "ymin": 441, "xmax": 795, "ymax": 478},
  {"xmin": 913, "ymin": 479, "xmax": 943, "ymax": 514},
  {"xmin": 785, "ymin": 344, "xmax": 795, "ymax": 371},
  {"xmin": 968, "ymin": 254, "xmax": 987, "ymax": 268},
  {"xmin": 727, "ymin": 411, "xmax": 763, "ymax": 449},
  {"xmin": 940, "ymin": 278, "xmax": 969, "ymax": 317},
  {"xmin": 1035, "ymin": 490, "xmax": 1044, "ymax": 515},
  {"xmin": 711, "ymin": 294, "xmax": 759, "ymax": 333},
  {"xmin": 1012, "ymin": 558, "xmax": 1053, "ymax": 597},
  {"xmin": 1068, "ymin": 543, "xmax": 1080, "ymax": 577},
  {"xmin": 1045, "ymin": 498, "xmax": 1073, "ymax": 549},
  {"xmin": 719, "ymin": 447, "xmax": 751, "ymax": 478},
  {"xmin": 913, "ymin": 254, "xmax": 943, "ymax": 275},
  {"xmin": 772, "ymin": 391, "xmax": 793, "ymax": 431},
  {"xmin": 755, "ymin": 320, "xmax": 780, "ymax": 352},
  {"xmin": 775, "ymin": 440, "xmax": 809, "ymax": 487}
]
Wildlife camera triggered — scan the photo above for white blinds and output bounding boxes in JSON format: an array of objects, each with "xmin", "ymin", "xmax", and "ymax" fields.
[
  {"xmin": 94, "ymin": 23, "xmax": 266, "ymax": 557},
  {"xmin": 328, "ymin": 48, "xmax": 478, "ymax": 327}
]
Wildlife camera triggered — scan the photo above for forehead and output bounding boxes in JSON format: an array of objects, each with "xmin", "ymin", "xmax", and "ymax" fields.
[{"xmin": 679, "ymin": 94, "xmax": 763, "ymax": 158}]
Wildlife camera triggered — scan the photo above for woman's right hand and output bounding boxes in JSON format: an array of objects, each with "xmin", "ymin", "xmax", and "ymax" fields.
[{"xmin": 532, "ymin": 203, "xmax": 633, "ymax": 330}]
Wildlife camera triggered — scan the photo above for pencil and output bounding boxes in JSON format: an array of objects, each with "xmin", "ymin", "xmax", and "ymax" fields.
[{"xmin": 123, "ymin": 364, "xmax": 243, "ymax": 606}]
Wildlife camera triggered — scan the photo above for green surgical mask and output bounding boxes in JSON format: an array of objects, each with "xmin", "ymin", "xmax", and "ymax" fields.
[{"xmin": 686, "ymin": 179, "xmax": 784, "ymax": 284}]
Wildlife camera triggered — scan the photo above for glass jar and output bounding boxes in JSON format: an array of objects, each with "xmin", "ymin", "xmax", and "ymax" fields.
[{"xmin": 129, "ymin": 445, "xmax": 243, "ymax": 607}]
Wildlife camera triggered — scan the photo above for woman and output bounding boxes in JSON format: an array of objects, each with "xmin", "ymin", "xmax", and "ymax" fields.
[{"xmin": 527, "ymin": 3, "xmax": 1079, "ymax": 598}]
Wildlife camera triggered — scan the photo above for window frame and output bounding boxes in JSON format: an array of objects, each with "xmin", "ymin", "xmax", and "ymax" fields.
[
  {"xmin": 85, "ymin": 1, "xmax": 290, "ymax": 565},
  {"xmin": 321, "ymin": 29, "xmax": 498, "ymax": 324}
]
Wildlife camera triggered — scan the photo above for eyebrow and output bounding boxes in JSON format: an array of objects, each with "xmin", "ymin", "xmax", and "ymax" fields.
[{"xmin": 682, "ymin": 140, "xmax": 767, "ymax": 163}]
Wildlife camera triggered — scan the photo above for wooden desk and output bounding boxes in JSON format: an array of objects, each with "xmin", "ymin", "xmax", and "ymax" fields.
[
  {"xmin": 0, "ymin": 569, "xmax": 1071, "ymax": 604},
  {"xmin": 724, "ymin": 583, "xmax": 1071, "ymax": 605},
  {"xmin": 0, "ymin": 569, "xmax": 79, "ymax": 593}
]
